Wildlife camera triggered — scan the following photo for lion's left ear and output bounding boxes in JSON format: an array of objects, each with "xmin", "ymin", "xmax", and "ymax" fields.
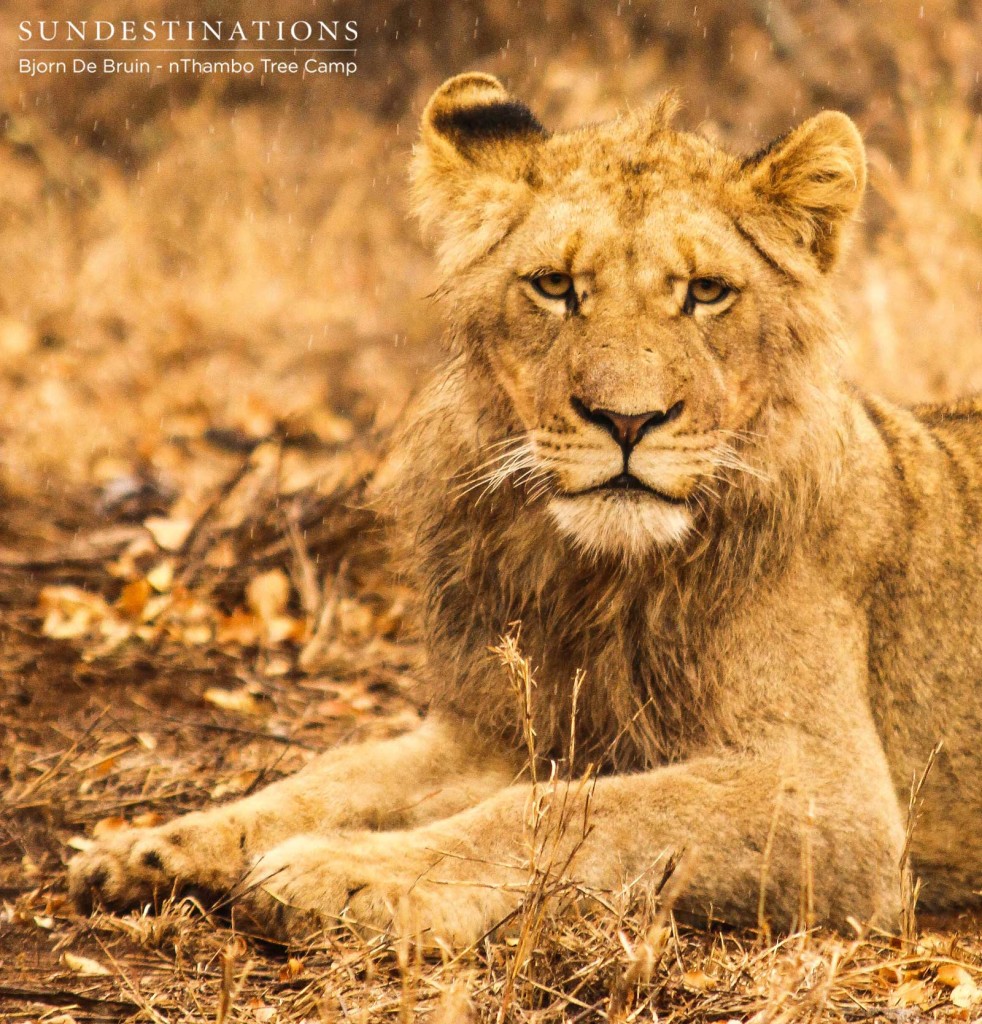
[
  {"xmin": 734, "ymin": 111, "xmax": 866, "ymax": 277},
  {"xmin": 412, "ymin": 73, "xmax": 548, "ymax": 273}
]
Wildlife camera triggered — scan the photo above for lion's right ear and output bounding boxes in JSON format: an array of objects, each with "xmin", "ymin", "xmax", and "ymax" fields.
[{"xmin": 412, "ymin": 73, "xmax": 548, "ymax": 273}]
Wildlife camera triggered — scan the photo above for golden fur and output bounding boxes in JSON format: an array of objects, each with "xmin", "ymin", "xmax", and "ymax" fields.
[{"xmin": 69, "ymin": 74, "xmax": 982, "ymax": 943}]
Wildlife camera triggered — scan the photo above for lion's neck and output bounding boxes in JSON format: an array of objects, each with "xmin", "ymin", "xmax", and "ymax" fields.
[{"xmin": 398, "ymin": 363, "xmax": 854, "ymax": 772}]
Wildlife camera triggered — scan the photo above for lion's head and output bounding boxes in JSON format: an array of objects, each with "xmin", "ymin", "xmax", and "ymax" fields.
[{"xmin": 409, "ymin": 74, "xmax": 866, "ymax": 560}]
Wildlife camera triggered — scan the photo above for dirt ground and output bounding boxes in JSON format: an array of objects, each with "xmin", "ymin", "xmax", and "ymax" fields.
[{"xmin": 3, "ymin": 1, "xmax": 982, "ymax": 1020}]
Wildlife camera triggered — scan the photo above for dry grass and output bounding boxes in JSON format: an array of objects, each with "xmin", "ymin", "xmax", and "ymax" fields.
[{"xmin": 3, "ymin": 1, "xmax": 982, "ymax": 1020}]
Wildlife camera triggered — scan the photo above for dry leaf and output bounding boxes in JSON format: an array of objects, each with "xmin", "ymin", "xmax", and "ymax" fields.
[
  {"xmin": 336, "ymin": 598, "xmax": 374, "ymax": 640},
  {"xmin": 63, "ymin": 952, "xmax": 111, "ymax": 976},
  {"xmin": 145, "ymin": 516, "xmax": 193, "ymax": 552},
  {"xmin": 304, "ymin": 407, "xmax": 354, "ymax": 444},
  {"xmin": 141, "ymin": 594, "xmax": 172, "ymax": 623},
  {"xmin": 211, "ymin": 770, "xmax": 260, "ymax": 799},
  {"xmin": 205, "ymin": 538, "xmax": 238, "ymax": 568},
  {"xmin": 877, "ymin": 964, "xmax": 903, "ymax": 986},
  {"xmin": 266, "ymin": 614, "xmax": 305, "ymax": 645},
  {"xmin": 93, "ymin": 816, "xmax": 128, "ymax": 838},
  {"xmin": 889, "ymin": 978, "xmax": 930, "ymax": 1008},
  {"xmin": 938, "ymin": 965, "xmax": 975, "ymax": 989},
  {"xmin": 204, "ymin": 686, "xmax": 264, "ymax": 715},
  {"xmin": 682, "ymin": 970, "xmax": 715, "ymax": 991},
  {"xmin": 116, "ymin": 579, "xmax": 152, "ymax": 617},
  {"xmin": 146, "ymin": 560, "xmax": 175, "ymax": 591},
  {"xmin": 953, "ymin": 983, "xmax": 981, "ymax": 1009},
  {"xmin": 262, "ymin": 654, "xmax": 293, "ymax": 676},
  {"xmin": 247, "ymin": 568, "xmax": 291, "ymax": 622},
  {"xmin": 42, "ymin": 608, "xmax": 93, "ymax": 640},
  {"xmin": 182, "ymin": 623, "xmax": 213, "ymax": 645},
  {"xmin": 131, "ymin": 811, "xmax": 164, "ymax": 828},
  {"xmin": 39, "ymin": 585, "xmax": 111, "ymax": 639},
  {"xmin": 87, "ymin": 755, "xmax": 117, "ymax": 779},
  {"xmin": 278, "ymin": 957, "xmax": 305, "ymax": 981},
  {"xmin": 216, "ymin": 610, "xmax": 263, "ymax": 646}
]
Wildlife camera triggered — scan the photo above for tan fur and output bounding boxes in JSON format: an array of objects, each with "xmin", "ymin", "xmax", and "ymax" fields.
[{"xmin": 69, "ymin": 75, "xmax": 982, "ymax": 944}]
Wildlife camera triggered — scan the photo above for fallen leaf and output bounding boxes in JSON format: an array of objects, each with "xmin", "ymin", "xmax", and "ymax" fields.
[
  {"xmin": 217, "ymin": 610, "xmax": 263, "ymax": 646},
  {"xmin": 336, "ymin": 598, "xmax": 374, "ymax": 640},
  {"xmin": 262, "ymin": 654, "xmax": 293, "ymax": 676},
  {"xmin": 39, "ymin": 585, "xmax": 111, "ymax": 639},
  {"xmin": 304, "ymin": 408, "xmax": 354, "ymax": 444},
  {"xmin": 247, "ymin": 568, "xmax": 291, "ymax": 622},
  {"xmin": 278, "ymin": 957, "xmax": 305, "ymax": 981},
  {"xmin": 889, "ymin": 978, "xmax": 930, "ymax": 1008},
  {"xmin": 63, "ymin": 952, "xmax": 111, "ymax": 976},
  {"xmin": 205, "ymin": 538, "xmax": 238, "ymax": 568},
  {"xmin": 682, "ymin": 970, "xmax": 715, "ymax": 992},
  {"xmin": 182, "ymin": 623, "xmax": 213, "ymax": 645},
  {"xmin": 145, "ymin": 516, "xmax": 193, "ymax": 552},
  {"xmin": 87, "ymin": 755, "xmax": 117, "ymax": 780},
  {"xmin": 93, "ymin": 816, "xmax": 128, "ymax": 838},
  {"xmin": 116, "ymin": 579, "xmax": 152, "ymax": 618},
  {"xmin": 131, "ymin": 811, "xmax": 164, "ymax": 828},
  {"xmin": 141, "ymin": 594, "xmax": 172, "ymax": 623},
  {"xmin": 266, "ymin": 614, "xmax": 305, "ymax": 645},
  {"xmin": 877, "ymin": 964, "xmax": 903, "ymax": 986},
  {"xmin": 204, "ymin": 686, "xmax": 264, "ymax": 715},
  {"xmin": 211, "ymin": 770, "xmax": 260, "ymax": 799},
  {"xmin": 953, "ymin": 982, "xmax": 981, "ymax": 1009},
  {"xmin": 42, "ymin": 607, "xmax": 93, "ymax": 639},
  {"xmin": 146, "ymin": 560, "xmax": 175, "ymax": 592},
  {"xmin": 938, "ymin": 965, "xmax": 975, "ymax": 989}
]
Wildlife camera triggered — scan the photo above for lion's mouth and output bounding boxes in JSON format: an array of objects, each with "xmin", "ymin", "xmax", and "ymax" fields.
[{"xmin": 570, "ymin": 473, "xmax": 691, "ymax": 505}]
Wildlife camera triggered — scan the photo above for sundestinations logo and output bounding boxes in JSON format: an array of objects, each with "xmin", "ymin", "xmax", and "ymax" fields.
[{"xmin": 16, "ymin": 18, "xmax": 360, "ymax": 78}]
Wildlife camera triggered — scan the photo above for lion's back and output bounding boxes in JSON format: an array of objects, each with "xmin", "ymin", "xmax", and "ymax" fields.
[{"xmin": 860, "ymin": 392, "xmax": 982, "ymax": 906}]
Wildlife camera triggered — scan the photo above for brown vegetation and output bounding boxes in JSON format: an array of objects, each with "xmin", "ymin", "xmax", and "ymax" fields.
[{"xmin": 2, "ymin": 1, "xmax": 982, "ymax": 1020}]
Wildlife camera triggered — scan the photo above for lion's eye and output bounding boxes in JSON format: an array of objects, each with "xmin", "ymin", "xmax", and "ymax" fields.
[
  {"xmin": 531, "ymin": 272, "xmax": 574, "ymax": 300},
  {"xmin": 687, "ymin": 278, "xmax": 731, "ymax": 306}
]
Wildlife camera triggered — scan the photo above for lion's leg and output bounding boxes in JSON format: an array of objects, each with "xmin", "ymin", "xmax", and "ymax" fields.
[
  {"xmin": 237, "ymin": 745, "xmax": 905, "ymax": 945},
  {"xmin": 68, "ymin": 719, "xmax": 515, "ymax": 911}
]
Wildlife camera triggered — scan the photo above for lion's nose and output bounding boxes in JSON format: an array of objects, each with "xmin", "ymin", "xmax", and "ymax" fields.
[{"xmin": 571, "ymin": 397, "xmax": 685, "ymax": 450}]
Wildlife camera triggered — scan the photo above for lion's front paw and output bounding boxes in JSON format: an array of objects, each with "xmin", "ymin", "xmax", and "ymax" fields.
[
  {"xmin": 236, "ymin": 832, "xmax": 519, "ymax": 948},
  {"xmin": 68, "ymin": 812, "xmax": 248, "ymax": 912}
]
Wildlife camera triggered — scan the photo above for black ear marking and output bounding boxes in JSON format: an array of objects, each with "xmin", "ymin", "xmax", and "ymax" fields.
[
  {"xmin": 432, "ymin": 100, "xmax": 547, "ymax": 152},
  {"xmin": 740, "ymin": 129, "xmax": 792, "ymax": 170}
]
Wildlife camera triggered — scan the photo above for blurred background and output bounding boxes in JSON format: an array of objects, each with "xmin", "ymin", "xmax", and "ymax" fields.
[{"xmin": 1, "ymin": 0, "xmax": 981, "ymax": 541}]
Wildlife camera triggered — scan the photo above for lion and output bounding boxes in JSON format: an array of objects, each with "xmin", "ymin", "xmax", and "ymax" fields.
[{"xmin": 68, "ymin": 73, "xmax": 982, "ymax": 945}]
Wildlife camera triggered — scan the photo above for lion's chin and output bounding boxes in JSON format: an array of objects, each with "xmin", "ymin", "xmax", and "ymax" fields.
[{"xmin": 547, "ymin": 493, "xmax": 694, "ymax": 560}]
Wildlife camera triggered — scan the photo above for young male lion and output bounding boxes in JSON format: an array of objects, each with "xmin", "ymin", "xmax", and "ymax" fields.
[{"xmin": 69, "ymin": 74, "xmax": 982, "ymax": 944}]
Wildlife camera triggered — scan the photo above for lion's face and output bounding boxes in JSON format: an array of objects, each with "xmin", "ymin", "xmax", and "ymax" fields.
[{"xmin": 413, "ymin": 75, "xmax": 866, "ymax": 558}]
